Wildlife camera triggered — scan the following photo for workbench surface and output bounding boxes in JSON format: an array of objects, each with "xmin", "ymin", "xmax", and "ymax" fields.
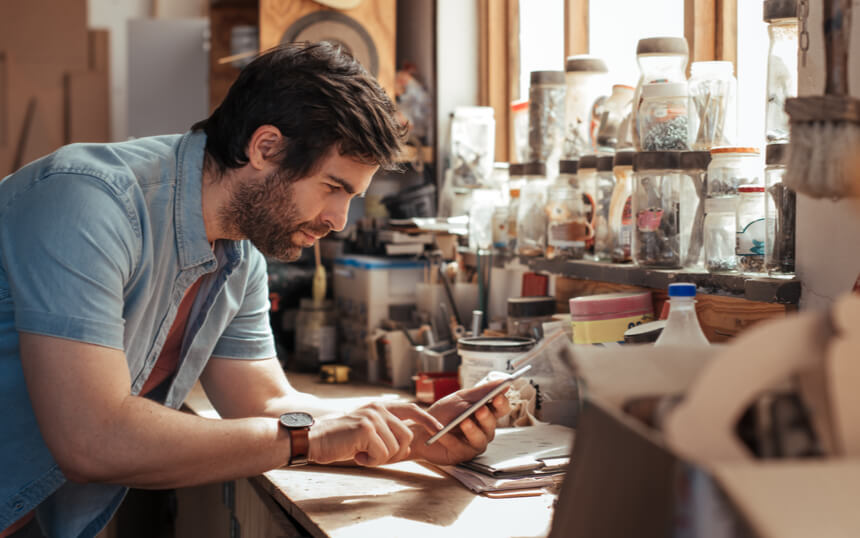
[{"xmin": 183, "ymin": 373, "xmax": 557, "ymax": 538}]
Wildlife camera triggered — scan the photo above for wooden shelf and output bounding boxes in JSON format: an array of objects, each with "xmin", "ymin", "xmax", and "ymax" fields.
[
  {"xmin": 515, "ymin": 257, "xmax": 801, "ymax": 305},
  {"xmin": 395, "ymin": 144, "xmax": 433, "ymax": 164}
]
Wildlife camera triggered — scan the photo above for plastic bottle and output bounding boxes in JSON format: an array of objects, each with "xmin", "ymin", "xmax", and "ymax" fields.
[{"xmin": 654, "ymin": 283, "xmax": 709, "ymax": 347}]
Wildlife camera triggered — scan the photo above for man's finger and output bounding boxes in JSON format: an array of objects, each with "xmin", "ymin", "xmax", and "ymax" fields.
[
  {"xmin": 490, "ymin": 393, "xmax": 511, "ymax": 417},
  {"xmin": 472, "ymin": 405, "xmax": 497, "ymax": 443},
  {"xmin": 458, "ymin": 416, "xmax": 489, "ymax": 450},
  {"xmin": 386, "ymin": 402, "xmax": 444, "ymax": 434}
]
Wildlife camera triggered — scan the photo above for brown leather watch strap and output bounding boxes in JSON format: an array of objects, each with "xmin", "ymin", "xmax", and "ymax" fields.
[{"xmin": 288, "ymin": 427, "xmax": 310, "ymax": 467}]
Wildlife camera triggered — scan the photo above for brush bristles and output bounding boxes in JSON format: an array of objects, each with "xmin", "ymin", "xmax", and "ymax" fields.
[{"xmin": 785, "ymin": 122, "xmax": 860, "ymax": 199}]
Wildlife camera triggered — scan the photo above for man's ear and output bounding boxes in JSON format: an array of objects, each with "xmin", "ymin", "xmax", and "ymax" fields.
[{"xmin": 246, "ymin": 125, "xmax": 283, "ymax": 171}]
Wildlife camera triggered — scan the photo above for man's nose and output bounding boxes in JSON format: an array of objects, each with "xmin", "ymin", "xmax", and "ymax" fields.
[{"xmin": 321, "ymin": 199, "xmax": 350, "ymax": 232}]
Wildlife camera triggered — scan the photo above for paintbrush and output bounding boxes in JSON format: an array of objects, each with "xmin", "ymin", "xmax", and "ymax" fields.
[{"xmin": 784, "ymin": 0, "xmax": 860, "ymax": 199}]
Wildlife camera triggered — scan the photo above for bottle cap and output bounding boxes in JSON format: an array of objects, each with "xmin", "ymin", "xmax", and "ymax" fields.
[
  {"xmin": 636, "ymin": 37, "xmax": 689, "ymax": 56},
  {"xmin": 596, "ymin": 155, "xmax": 615, "ymax": 172},
  {"xmin": 509, "ymin": 162, "xmax": 546, "ymax": 177},
  {"xmin": 710, "ymin": 146, "xmax": 760, "ymax": 155},
  {"xmin": 565, "ymin": 55, "xmax": 608, "ymax": 73},
  {"xmin": 559, "ymin": 159, "xmax": 579, "ymax": 174},
  {"xmin": 613, "ymin": 150, "xmax": 635, "ymax": 167},
  {"xmin": 530, "ymin": 70, "xmax": 565, "ymax": 85},
  {"xmin": 633, "ymin": 151, "xmax": 681, "ymax": 172},
  {"xmin": 766, "ymin": 143, "xmax": 788, "ymax": 165},
  {"xmin": 668, "ymin": 283, "xmax": 697, "ymax": 297},
  {"xmin": 763, "ymin": 0, "xmax": 798, "ymax": 22},
  {"xmin": 738, "ymin": 186, "xmax": 766, "ymax": 193},
  {"xmin": 578, "ymin": 155, "xmax": 598, "ymax": 169},
  {"xmin": 508, "ymin": 296, "xmax": 556, "ymax": 318},
  {"xmin": 680, "ymin": 150, "xmax": 711, "ymax": 170}
]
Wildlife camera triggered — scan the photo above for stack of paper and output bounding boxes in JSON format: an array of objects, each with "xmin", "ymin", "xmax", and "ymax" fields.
[{"xmin": 439, "ymin": 424, "xmax": 575, "ymax": 493}]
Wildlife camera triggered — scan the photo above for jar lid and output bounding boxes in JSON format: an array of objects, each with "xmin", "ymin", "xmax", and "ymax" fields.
[
  {"xmin": 565, "ymin": 55, "xmax": 608, "ymax": 73},
  {"xmin": 636, "ymin": 36, "xmax": 689, "ymax": 56},
  {"xmin": 763, "ymin": 0, "xmax": 798, "ymax": 22},
  {"xmin": 634, "ymin": 151, "xmax": 681, "ymax": 171},
  {"xmin": 766, "ymin": 143, "xmax": 788, "ymax": 165},
  {"xmin": 530, "ymin": 70, "xmax": 565, "ymax": 85},
  {"xmin": 738, "ymin": 186, "xmax": 766, "ymax": 193},
  {"xmin": 579, "ymin": 154, "xmax": 597, "ymax": 169},
  {"xmin": 613, "ymin": 150, "xmax": 635, "ymax": 167},
  {"xmin": 710, "ymin": 146, "xmax": 760, "ymax": 155},
  {"xmin": 508, "ymin": 296, "xmax": 556, "ymax": 318},
  {"xmin": 457, "ymin": 336, "xmax": 536, "ymax": 353},
  {"xmin": 509, "ymin": 162, "xmax": 547, "ymax": 177},
  {"xmin": 596, "ymin": 155, "xmax": 614, "ymax": 171},
  {"xmin": 569, "ymin": 291, "xmax": 653, "ymax": 318},
  {"xmin": 623, "ymin": 319, "xmax": 667, "ymax": 343},
  {"xmin": 680, "ymin": 150, "xmax": 711, "ymax": 170},
  {"xmin": 559, "ymin": 159, "xmax": 579, "ymax": 174},
  {"xmin": 641, "ymin": 81, "xmax": 688, "ymax": 98}
]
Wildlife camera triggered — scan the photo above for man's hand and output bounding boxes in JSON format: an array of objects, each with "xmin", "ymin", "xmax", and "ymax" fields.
[
  {"xmin": 409, "ymin": 381, "xmax": 512, "ymax": 466},
  {"xmin": 308, "ymin": 402, "xmax": 443, "ymax": 466}
]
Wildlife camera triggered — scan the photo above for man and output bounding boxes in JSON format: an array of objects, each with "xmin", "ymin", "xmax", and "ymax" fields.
[{"xmin": 0, "ymin": 42, "xmax": 510, "ymax": 537}]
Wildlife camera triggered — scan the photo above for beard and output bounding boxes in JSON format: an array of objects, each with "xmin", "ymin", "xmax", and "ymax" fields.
[{"xmin": 219, "ymin": 171, "xmax": 330, "ymax": 262}]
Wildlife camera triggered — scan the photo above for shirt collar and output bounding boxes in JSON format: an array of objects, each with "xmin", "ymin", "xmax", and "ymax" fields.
[{"xmin": 174, "ymin": 131, "xmax": 221, "ymax": 271}]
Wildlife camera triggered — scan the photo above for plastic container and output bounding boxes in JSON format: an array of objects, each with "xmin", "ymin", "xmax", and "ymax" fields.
[
  {"xmin": 593, "ymin": 155, "xmax": 616, "ymax": 261},
  {"xmin": 457, "ymin": 336, "xmax": 536, "ymax": 389},
  {"xmin": 632, "ymin": 37, "xmax": 690, "ymax": 151},
  {"xmin": 687, "ymin": 61, "xmax": 738, "ymax": 150},
  {"xmin": 632, "ymin": 151, "xmax": 682, "ymax": 268},
  {"xmin": 546, "ymin": 159, "xmax": 592, "ymax": 260},
  {"xmin": 764, "ymin": 143, "xmax": 795, "ymax": 276},
  {"xmin": 563, "ymin": 55, "xmax": 609, "ymax": 158},
  {"xmin": 736, "ymin": 186, "xmax": 767, "ymax": 274},
  {"xmin": 704, "ymin": 196, "xmax": 739, "ymax": 273},
  {"xmin": 595, "ymin": 84, "xmax": 635, "ymax": 154},
  {"xmin": 638, "ymin": 82, "xmax": 689, "ymax": 151},
  {"xmin": 707, "ymin": 147, "xmax": 762, "ymax": 196},
  {"xmin": 763, "ymin": 0, "xmax": 798, "ymax": 143},
  {"xmin": 507, "ymin": 296, "xmax": 557, "ymax": 339},
  {"xmin": 578, "ymin": 155, "xmax": 599, "ymax": 258},
  {"xmin": 515, "ymin": 162, "xmax": 549, "ymax": 256},
  {"xmin": 608, "ymin": 150, "xmax": 635, "ymax": 263},
  {"xmin": 528, "ymin": 71, "xmax": 566, "ymax": 163},
  {"xmin": 569, "ymin": 291, "xmax": 654, "ymax": 345},
  {"xmin": 654, "ymin": 283, "xmax": 709, "ymax": 347},
  {"xmin": 450, "ymin": 106, "xmax": 496, "ymax": 187},
  {"xmin": 679, "ymin": 151, "xmax": 711, "ymax": 270},
  {"xmin": 511, "ymin": 99, "xmax": 530, "ymax": 163}
]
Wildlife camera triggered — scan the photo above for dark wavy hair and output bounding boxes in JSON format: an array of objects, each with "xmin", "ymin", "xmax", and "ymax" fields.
[{"xmin": 192, "ymin": 42, "xmax": 405, "ymax": 181}]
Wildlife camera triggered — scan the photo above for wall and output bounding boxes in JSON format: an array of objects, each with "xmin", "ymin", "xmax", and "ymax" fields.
[{"xmin": 795, "ymin": 1, "xmax": 860, "ymax": 310}]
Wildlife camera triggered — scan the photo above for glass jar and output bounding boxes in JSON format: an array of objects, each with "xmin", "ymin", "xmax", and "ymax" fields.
[
  {"xmin": 546, "ymin": 159, "xmax": 591, "ymax": 260},
  {"xmin": 507, "ymin": 296, "xmax": 556, "ymax": 339},
  {"xmin": 764, "ymin": 143, "xmax": 795, "ymax": 276},
  {"xmin": 632, "ymin": 37, "xmax": 690, "ymax": 151},
  {"xmin": 679, "ymin": 151, "xmax": 711, "ymax": 270},
  {"xmin": 608, "ymin": 150, "xmax": 635, "ymax": 263},
  {"xmin": 511, "ymin": 99, "xmax": 530, "ymax": 163},
  {"xmin": 450, "ymin": 106, "xmax": 495, "ymax": 187},
  {"xmin": 688, "ymin": 61, "xmax": 738, "ymax": 150},
  {"xmin": 515, "ymin": 162, "xmax": 549, "ymax": 256},
  {"xmin": 704, "ymin": 196, "xmax": 738, "ymax": 272},
  {"xmin": 492, "ymin": 204, "xmax": 510, "ymax": 253},
  {"xmin": 563, "ymin": 55, "xmax": 609, "ymax": 158},
  {"xmin": 707, "ymin": 147, "xmax": 762, "ymax": 196},
  {"xmin": 595, "ymin": 84, "xmax": 635, "ymax": 154},
  {"xmin": 577, "ymin": 155, "xmax": 599, "ymax": 258},
  {"xmin": 528, "ymin": 71, "xmax": 566, "ymax": 163},
  {"xmin": 468, "ymin": 188, "xmax": 500, "ymax": 251},
  {"xmin": 593, "ymin": 155, "xmax": 616, "ymax": 261},
  {"xmin": 507, "ymin": 164, "xmax": 528, "ymax": 253},
  {"xmin": 764, "ymin": 0, "xmax": 798, "ymax": 143},
  {"xmin": 737, "ymin": 186, "xmax": 767, "ymax": 274},
  {"xmin": 639, "ymin": 82, "xmax": 690, "ymax": 151},
  {"xmin": 632, "ymin": 151, "xmax": 682, "ymax": 268}
]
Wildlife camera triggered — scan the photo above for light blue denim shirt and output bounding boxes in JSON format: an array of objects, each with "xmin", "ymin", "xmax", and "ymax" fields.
[{"xmin": 0, "ymin": 131, "xmax": 276, "ymax": 537}]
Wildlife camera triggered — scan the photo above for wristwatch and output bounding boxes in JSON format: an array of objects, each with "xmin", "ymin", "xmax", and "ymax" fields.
[{"xmin": 279, "ymin": 412, "xmax": 315, "ymax": 467}]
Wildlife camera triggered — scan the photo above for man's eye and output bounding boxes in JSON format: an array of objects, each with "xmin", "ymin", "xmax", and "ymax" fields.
[{"xmin": 327, "ymin": 184, "xmax": 340, "ymax": 193}]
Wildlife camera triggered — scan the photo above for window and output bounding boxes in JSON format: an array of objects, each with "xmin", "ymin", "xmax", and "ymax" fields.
[{"xmin": 518, "ymin": 0, "xmax": 565, "ymax": 100}]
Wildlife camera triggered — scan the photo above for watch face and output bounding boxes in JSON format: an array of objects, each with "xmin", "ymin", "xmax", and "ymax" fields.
[{"xmin": 280, "ymin": 412, "xmax": 314, "ymax": 429}]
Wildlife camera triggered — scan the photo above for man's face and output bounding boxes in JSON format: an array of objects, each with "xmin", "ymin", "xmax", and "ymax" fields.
[{"xmin": 222, "ymin": 148, "xmax": 378, "ymax": 261}]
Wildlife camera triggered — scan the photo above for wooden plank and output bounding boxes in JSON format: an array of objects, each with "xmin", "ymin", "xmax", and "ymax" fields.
[
  {"xmin": 236, "ymin": 478, "xmax": 306, "ymax": 538},
  {"xmin": 716, "ymin": 0, "xmax": 738, "ymax": 72},
  {"xmin": 88, "ymin": 29, "xmax": 110, "ymax": 73},
  {"xmin": 175, "ymin": 482, "xmax": 232, "ymax": 538},
  {"xmin": 684, "ymin": 0, "xmax": 717, "ymax": 71},
  {"xmin": 64, "ymin": 71, "xmax": 110, "ymax": 143},
  {"xmin": 478, "ymin": 0, "xmax": 512, "ymax": 163},
  {"xmin": 259, "ymin": 0, "xmax": 397, "ymax": 98},
  {"xmin": 209, "ymin": 4, "xmax": 259, "ymax": 113},
  {"xmin": 564, "ymin": 0, "xmax": 589, "ymax": 57}
]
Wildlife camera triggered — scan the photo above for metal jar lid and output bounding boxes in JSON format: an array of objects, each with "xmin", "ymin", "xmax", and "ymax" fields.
[
  {"xmin": 596, "ymin": 155, "xmax": 615, "ymax": 172},
  {"xmin": 763, "ymin": 0, "xmax": 797, "ymax": 22},
  {"xmin": 636, "ymin": 37, "xmax": 689, "ymax": 56},
  {"xmin": 578, "ymin": 154, "xmax": 598, "ymax": 170},
  {"xmin": 559, "ymin": 159, "xmax": 579, "ymax": 175},
  {"xmin": 565, "ymin": 55, "xmax": 608, "ymax": 73},
  {"xmin": 508, "ymin": 296, "xmax": 556, "ymax": 318},
  {"xmin": 457, "ymin": 336, "xmax": 536, "ymax": 353},
  {"xmin": 633, "ymin": 151, "xmax": 681, "ymax": 172},
  {"xmin": 766, "ymin": 143, "xmax": 788, "ymax": 165},
  {"xmin": 509, "ymin": 162, "xmax": 547, "ymax": 177},
  {"xmin": 530, "ymin": 70, "xmax": 565, "ymax": 85},
  {"xmin": 613, "ymin": 150, "xmax": 635, "ymax": 167},
  {"xmin": 680, "ymin": 150, "xmax": 711, "ymax": 170},
  {"xmin": 623, "ymin": 320, "xmax": 667, "ymax": 344}
]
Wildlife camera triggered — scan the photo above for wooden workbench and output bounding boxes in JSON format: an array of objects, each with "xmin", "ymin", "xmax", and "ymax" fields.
[{"xmin": 181, "ymin": 373, "xmax": 557, "ymax": 538}]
